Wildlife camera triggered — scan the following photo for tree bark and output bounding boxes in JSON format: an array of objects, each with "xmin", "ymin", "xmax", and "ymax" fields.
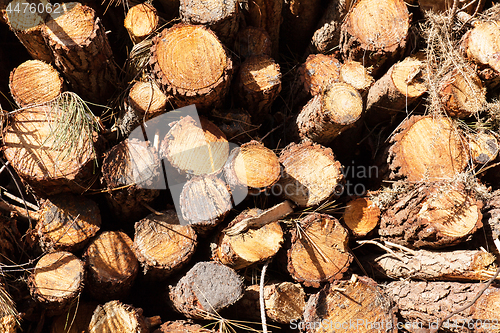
[
  {"xmin": 233, "ymin": 26, "xmax": 272, "ymax": 60},
  {"xmin": 343, "ymin": 197, "xmax": 380, "ymax": 238},
  {"xmin": 124, "ymin": 3, "xmax": 158, "ymax": 44},
  {"xmin": 154, "ymin": 321, "xmax": 214, "ymax": 333}
]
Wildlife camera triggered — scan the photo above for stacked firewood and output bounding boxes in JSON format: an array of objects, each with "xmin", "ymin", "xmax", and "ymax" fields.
[{"xmin": 1, "ymin": 0, "xmax": 500, "ymax": 332}]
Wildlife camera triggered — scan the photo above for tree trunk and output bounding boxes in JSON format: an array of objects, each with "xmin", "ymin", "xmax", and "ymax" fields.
[
  {"xmin": 388, "ymin": 115, "xmax": 469, "ymax": 181},
  {"xmin": 29, "ymin": 251, "xmax": 84, "ymax": 316},
  {"xmin": 124, "ymin": 3, "xmax": 158, "ymax": 44},
  {"xmin": 179, "ymin": 0, "xmax": 239, "ymax": 45},
  {"xmin": 169, "ymin": 261, "xmax": 244, "ymax": 320},
  {"xmin": 341, "ymin": 0, "xmax": 410, "ymax": 76},
  {"xmin": 50, "ymin": 302, "xmax": 97, "ymax": 333},
  {"xmin": 343, "ymin": 197, "xmax": 380, "ymax": 238},
  {"xmin": 298, "ymin": 53, "xmax": 341, "ymax": 97},
  {"xmin": 83, "ymin": 231, "xmax": 139, "ymax": 302},
  {"xmin": 385, "ymin": 280, "xmax": 500, "ymax": 333},
  {"xmin": 88, "ymin": 300, "xmax": 151, "ymax": 333},
  {"xmin": 133, "ymin": 210, "xmax": 197, "ymax": 280},
  {"xmin": 36, "ymin": 193, "xmax": 101, "ymax": 252},
  {"xmin": 295, "ymin": 82, "xmax": 363, "ymax": 145},
  {"xmin": 150, "ymin": 24, "xmax": 232, "ymax": 110},
  {"xmin": 277, "ymin": 142, "xmax": 344, "ymax": 207},
  {"xmin": 9, "ymin": 60, "xmax": 63, "ymax": 107},
  {"xmin": 339, "ymin": 60, "xmax": 374, "ymax": 95},
  {"xmin": 42, "ymin": 2, "xmax": 117, "ymax": 104},
  {"xmin": 303, "ymin": 275, "xmax": 397, "ymax": 333},
  {"xmin": 233, "ymin": 26, "xmax": 272, "ymax": 60},
  {"xmin": 234, "ymin": 55, "xmax": 281, "ymax": 117},
  {"xmin": 287, "ymin": 213, "xmax": 352, "ymax": 287}
]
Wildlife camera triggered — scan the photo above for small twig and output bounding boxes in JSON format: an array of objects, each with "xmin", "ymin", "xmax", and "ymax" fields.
[
  {"xmin": 141, "ymin": 202, "xmax": 163, "ymax": 215},
  {"xmin": 260, "ymin": 259, "xmax": 270, "ymax": 333}
]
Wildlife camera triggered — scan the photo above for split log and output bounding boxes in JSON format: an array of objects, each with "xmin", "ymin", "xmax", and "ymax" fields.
[
  {"xmin": 117, "ymin": 80, "xmax": 168, "ymax": 138},
  {"xmin": 281, "ymin": 0, "xmax": 322, "ymax": 54},
  {"xmin": 50, "ymin": 302, "xmax": 97, "ymax": 333},
  {"xmin": 234, "ymin": 55, "xmax": 281, "ymax": 117},
  {"xmin": 278, "ymin": 142, "xmax": 344, "ymax": 207},
  {"xmin": 83, "ymin": 231, "xmax": 139, "ymax": 301},
  {"xmin": 169, "ymin": 261, "xmax": 244, "ymax": 320},
  {"xmin": 4, "ymin": 0, "xmax": 53, "ymax": 63},
  {"xmin": 29, "ymin": 251, "xmax": 84, "ymax": 315},
  {"xmin": 303, "ymin": 275, "xmax": 397, "ymax": 333},
  {"xmin": 150, "ymin": 24, "xmax": 233, "ymax": 110},
  {"xmin": 233, "ymin": 26, "xmax": 272, "ymax": 60},
  {"xmin": 298, "ymin": 54, "xmax": 341, "ymax": 97},
  {"xmin": 342, "ymin": 197, "xmax": 380, "ymax": 238},
  {"xmin": 223, "ymin": 140, "xmax": 281, "ymax": 192},
  {"xmin": 339, "ymin": 60, "xmax": 374, "ymax": 94},
  {"xmin": 378, "ymin": 180, "xmax": 483, "ymax": 249},
  {"xmin": 154, "ymin": 320, "xmax": 214, "ymax": 333},
  {"xmin": 3, "ymin": 104, "xmax": 98, "ymax": 196},
  {"xmin": 360, "ymin": 249, "xmax": 499, "ymax": 282},
  {"xmin": 295, "ymin": 82, "xmax": 363, "ymax": 145},
  {"xmin": 388, "ymin": 115, "xmax": 469, "ymax": 181},
  {"xmin": 124, "ymin": 3, "xmax": 158, "ymax": 44},
  {"xmin": 385, "ymin": 280, "xmax": 500, "ymax": 333},
  {"xmin": 179, "ymin": 174, "xmax": 232, "ymax": 235},
  {"xmin": 88, "ymin": 300, "xmax": 153, "ymax": 333},
  {"xmin": 160, "ymin": 116, "xmax": 229, "ymax": 177},
  {"xmin": 287, "ymin": 213, "xmax": 352, "ymax": 287},
  {"xmin": 366, "ymin": 54, "xmax": 427, "ymax": 124},
  {"xmin": 341, "ymin": 0, "xmax": 410, "ymax": 75},
  {"xmin": 468, "ymin": 131, "xmax": 499, "ymax": 164},
  {"xmin": 418, "ymin": 0, "xmax": 484, "ymax": 14},
  {"xmin": 42, "ymin": 2, "xmax": 117, "ymax": 104},
  {"xmin": 101, "ymin": 138, "xmax": 160, "ymax": 223},
  {"xmin": 235, "ymin": 282, "xmax": 306, "ymax": 324},
  {"xmin": 133, "ymin": 210, "xmax": 197, "ymax": 280},
  {"xmin": 214, "ymin": 209, "xmax": 284, "ymax": 269},
  {"xmin": 36, "ymin": 193, "xmax": 101, "ymax": 252},
  {"xmin": 179, "ymin": 0, "xmax": 239, "ymax": 45},
  {"xmin": 438, "ymin": 65, "xmax": 486, "ymax": 118},
  {"xmin": 9, "ymin": 60, "xmax": 63, "ymax": 107}
]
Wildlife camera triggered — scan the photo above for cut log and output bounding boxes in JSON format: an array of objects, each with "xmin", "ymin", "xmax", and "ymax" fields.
[
  {"xmin": 339, "ymin": 60, "xmax": 374, "ymax": 94},
  {"xmin": 438, "ymin": 65, "xmax": 486, "ymax": 119},
  {"xmin": 418, "ymin": 0, "xmax": 484, "ymax": 14},
  {"xmin": 124, "ymin": 3, "xmax": 158, "ymax": 44},
  {"xmin": 287, "ymin": 213, "xmax": 352, "ymax": 287},
  {"xmin": 388, "ymin": 115, "xmax": 469, "ymax": 181},
  {"xmin": 36, "ymin": 193, "xmax": 101, "ymax": 252},
  {"xmin": 309, "ymin": 0, "xmax": 353, "ymax": 54},
  {"xmin": 298, "ymin": 54, "xmax": 341, "ymax": 97},
  {"xmin": 42, "ymin": 2, "xmax": 117, "ymax": 104},
  {"xmin": 463, "ymin": 20, "xmax": 500, "ymax": 75},
  {"xmin": 281, "ymin": 0, "xmax": 322, "ymax": 54},
  {"xmin": 233, "ymin": 26, "xmax": 272, "ymax": 60},
  {"xmin": 9, "ymin": 60, "xmax": 63, "ymax": 107},
  {"xmin": 3, "ymin": 104, "xmax": 98, "ymax": 196},
  {"xmin": 5, "ymin": 0, "xmax": 53, "ymax": 63},
  {"xmin": 234, "ymin": 55, "xmax": 281, "ymax": 117},
  {"xmin": 385, "ymin": 281, "xmax": 500, "ymax": 333},
  {"xmin": 133, "ymin": 210, "xmax": 197, "ymax": 280},
  {"xmin": 223, "ymin": 140, "xmax": 281, "ymax": 192},
  {"xmin": 50, "ymin": 302, "xmax": 97, "ymax": 333},
  {"xmin": 150, "ymin": 24, "xmax": 232, "ymax": 110},
  {"xmin": 88, "ymin": 300, "xmax": 150, "ymax": 333},
  {"xmin": 366, "ymin": 54, "xmax": 427, "ymax": 124},
  {"xmin": 341, "ymin": 0, "xmax": 410, "ymax": 75},
  {"xmin": 29, "ymin": 251, "xmax": 84, "ymax": 315},
  {"xmin": 278, "ymin": 142, "xmax": 344, "ymax": 207},
  {"xmin": 179, "ymin": 174, "xmax": 232, "ymax": 235},
  {"xmin": 342, "ymin": 197, "xmax": 380, "ymax": 238},
  {"xmin": 303, "ymin": 275, "xmax": 397, "ymax": 333},
  {"xmin": 468, "ymin": 131, "xmax": 499, "ymax": 164},
  {"xmin": 295, "ymin": 82, "xmax": 363, "ymax": 145},
  {"xmin": 169, "ymin": 261, "xmax": 244, "ymax": 320},
  {"xmin": 179, "ymin": 0, "xmax": 239, "ymax": 45},
  {"xmin": 378, "ymin": 180, "xmax": 483, "ymax": 249},
  {"xmin": 360, "ymin": 249, "xmax": 499, "ymax": 282},
  {"xmin": 214, "ymin": 210, "xmax": 284, "ymax": 269},
  {"xmin": 154, "ymin": 320, "xmax": 214, "ymax": 333},
  {"xmin": 117, "ymin": 80, "xmax": 169, "ymax": 138},
  {"xmin": 235, "ymin": 282, "xmax": 306, "ymax": 324},
  {"xmin": 160, "ymin": 116, "xmax": 229, "ymax": 177},
  {"xmin": 101, "ymin": 138, "xmax": 160, "ymax": 223},
  {"xmin": 83, "ymin": 231, "xmax": 139, "ymax": 301}
]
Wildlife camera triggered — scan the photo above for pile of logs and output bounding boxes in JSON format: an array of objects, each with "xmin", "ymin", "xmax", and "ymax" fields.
[{"xmin": 2, "ymin": 0, "xmax": 500, "ymax": 332}]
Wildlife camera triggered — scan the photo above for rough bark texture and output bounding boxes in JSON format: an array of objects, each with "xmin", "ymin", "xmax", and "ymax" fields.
[
  {"xmin": 153, "ymin": 320, "xmax": 214, "ymax": 333},
  {"xmin": 287, "ymin": 213, "xmax": 352, "ymax": 287},
  {"xmin": 169, "ymin": 261, "xmax": 244, "ymax": 320},
  {"xmin": 278, "ymin": 141, "xmax": 344, "ymax": 207},
  {"xmin": 343, "ymin": 197, "xmax": 380, "ymax": 238},
  {"xmin": 482, "ymin": 189, "xmax": 500, "ymax": 242},
  {"xmin": 303, "ymin": 275, "xmax": 397, "ymax": 333},
  {"xmin": 124, "ymin": 3, "xmax": 158, "ymax": 44},
  {"xmin": 9, "ymin": 60, "xmax": 63, "ymax": 107},
  {"xmin": 233, "ymin": 26, "xmax": 272, "ymax": 60},
  {"xmin": 298, "ymin": 54, "xmax": 341, "ymax": 97},
  {"xmin": 150, "ymin": 24, "xmax": 232, "ymax": 110},
  {"xmin": 88, "ymin": 300, "xmax": 149, "ymax": 333},
  {"xmin": 84, "ymin": 231, "xmax": 139, "ymax": 302},
  {"xmin": 133, "ymin": 210, "xmax": 197, "ymax": 280},
  {"xmin": 42, "ymin": 2, "xmax": 117, "ymax": 104}
]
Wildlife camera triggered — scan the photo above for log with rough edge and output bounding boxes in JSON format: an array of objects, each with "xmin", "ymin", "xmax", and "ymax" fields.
[
  {"xmin": 88, "ymin": 300, "xmax": 153, "ymax": 333},
  {"xmin": 124, "ymin": 3, "xmax": 158, "ymax": 44},
  {"xmin": 298, "ymin": 53, "xmax": 341, "ymax": 97}
]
